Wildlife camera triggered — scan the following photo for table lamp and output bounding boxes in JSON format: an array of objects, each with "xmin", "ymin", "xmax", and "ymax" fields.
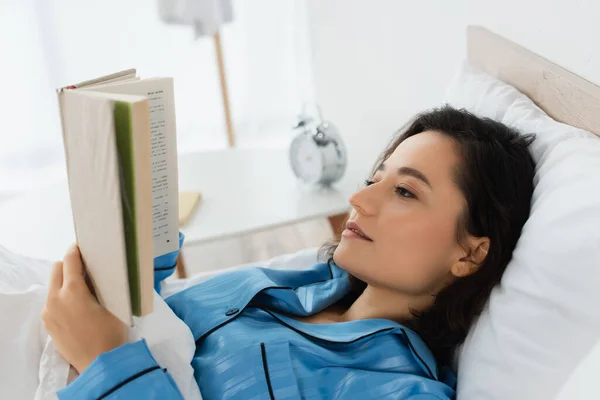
[{"xmin": 158, "ymin": 0, "xmax": 235, "ymax": 237}]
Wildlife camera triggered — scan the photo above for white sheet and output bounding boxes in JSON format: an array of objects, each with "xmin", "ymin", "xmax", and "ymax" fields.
[
  {"xmin": 0, "ymin": 244, "xmax": 202, "ymax": 400},
  {"xmin": 0, "ymin": 285, "xmax": 48, "ymax": 399},
  {"xmin": 0, "ymin": 246, "xmax": 52, "ymax": 399}
]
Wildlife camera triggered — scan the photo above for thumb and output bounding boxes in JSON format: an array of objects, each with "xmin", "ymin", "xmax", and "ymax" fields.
[{"xmin": 63, "ymin": 243, "xmax": 85, "ymax": 284}]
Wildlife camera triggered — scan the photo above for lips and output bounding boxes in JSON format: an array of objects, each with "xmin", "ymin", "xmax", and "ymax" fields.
[{"xmin": 345, "ymin": 221, "xmax": 373, "ymax": 241}]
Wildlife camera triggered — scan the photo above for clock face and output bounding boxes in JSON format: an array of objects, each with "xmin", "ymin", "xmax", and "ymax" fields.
[{"xmin": 290, "ymin": 135, "xmax": 324, "ymax": 183}]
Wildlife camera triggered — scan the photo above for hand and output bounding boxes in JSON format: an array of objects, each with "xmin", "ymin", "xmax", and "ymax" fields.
[{"xmin": 41, "ymin": 244, "xmax": 128, "ymax": 373}]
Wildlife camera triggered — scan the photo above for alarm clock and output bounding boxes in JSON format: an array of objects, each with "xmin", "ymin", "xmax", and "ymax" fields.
[{"xmin": 289, "ymin": 117, "xmax": 347, "ymax": 185}]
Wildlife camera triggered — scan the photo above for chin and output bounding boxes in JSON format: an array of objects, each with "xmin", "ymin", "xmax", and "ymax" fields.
[{"xmin": 332, "ymin": 238, "xmax": 369, "ymax": 281}]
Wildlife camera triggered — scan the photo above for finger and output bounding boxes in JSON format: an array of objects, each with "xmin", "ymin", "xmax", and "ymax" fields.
[
  {"xmin": 63, "ymin": 243, "xmax": 84, "ymax": 284},
  {"xmin": 49, "ymin": 261, "xmax": 63, "ymax": 294}
]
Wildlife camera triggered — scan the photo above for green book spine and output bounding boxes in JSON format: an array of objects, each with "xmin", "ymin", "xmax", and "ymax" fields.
[{"xmin": 113, "ymin": 101, "xmax": 141, "ymax": 316}]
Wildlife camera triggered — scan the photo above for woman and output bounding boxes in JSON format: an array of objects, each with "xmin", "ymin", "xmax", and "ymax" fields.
[{"xmin": 42, "ymin": 107, "xmax": 536, "ymax": 399}]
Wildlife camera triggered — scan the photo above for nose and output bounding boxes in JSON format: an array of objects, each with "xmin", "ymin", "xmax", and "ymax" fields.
[{"xmin": 349, "ymin": 183, "xmax": 378, "ymax": 216}]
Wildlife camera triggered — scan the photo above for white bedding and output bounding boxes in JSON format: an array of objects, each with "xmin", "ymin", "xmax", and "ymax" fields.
[
  {"xmin": 0, "ymin": 243, "xmax": 319, "ymax": 400},
  {"xmin": 0, "ymin": 244, "xmax": 203, "ymax": 400},
  {"xmin": 0, "ymin": 247, "xmax": 53, "ymax": 399},
  {"xmin": 446, "ymin": 62, "xmax": 600, "ymax": 400}
]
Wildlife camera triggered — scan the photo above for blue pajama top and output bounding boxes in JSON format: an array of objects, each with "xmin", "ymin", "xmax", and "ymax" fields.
[{"xmin": 57, "ymin": 235, "xmax": 455, "ymax": 399}]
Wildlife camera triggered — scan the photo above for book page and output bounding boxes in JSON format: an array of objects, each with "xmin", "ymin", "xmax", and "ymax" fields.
[
  {"xmin": 85, "ymin": 79, "xmax": 179, "ymax": 257},
  {"xmin": 59, "ymin": 68, "xmax": 137, "ymax": 90}
]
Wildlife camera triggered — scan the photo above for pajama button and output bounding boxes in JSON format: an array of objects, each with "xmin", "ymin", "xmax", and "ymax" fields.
[{"xmin": 226, "ymin": 308, "xmax": 239, "ymax": 316}]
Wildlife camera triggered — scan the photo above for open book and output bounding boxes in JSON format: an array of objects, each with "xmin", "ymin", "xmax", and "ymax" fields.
[{"xmin": 57, "ymin": 69, "xmax": 179, "ymax": 325}]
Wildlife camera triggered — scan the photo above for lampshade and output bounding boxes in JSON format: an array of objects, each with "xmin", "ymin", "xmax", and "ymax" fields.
[{"xmin": 158, "ymin": 0, "xmax": 233, "ymax": 38}]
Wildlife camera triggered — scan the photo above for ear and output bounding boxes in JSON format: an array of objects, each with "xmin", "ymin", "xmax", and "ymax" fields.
[{"xmin": 451, "ymin": 237, "xmax": 490, "ymax": 278}]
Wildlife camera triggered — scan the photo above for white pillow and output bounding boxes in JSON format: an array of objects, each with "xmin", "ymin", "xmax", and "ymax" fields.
[
  {"xmin": 557, "ymin": 338, "xmax": 600, "ymax": 399},
  {"xmin": 445, "ymin": 63, "xmax": 600, "ymax": 399}
]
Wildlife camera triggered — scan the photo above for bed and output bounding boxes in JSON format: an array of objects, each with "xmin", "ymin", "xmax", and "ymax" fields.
[
  {"xmin": 467, "ymin": 26, "xmax": 600, "ymax": 137},
  {"xmin": 1, "ymin": 25, "xmax": 599, "ymax": 400},
  {"xmin": 452, "ymin": 26, "xmax": 600, "ymax": 400}
]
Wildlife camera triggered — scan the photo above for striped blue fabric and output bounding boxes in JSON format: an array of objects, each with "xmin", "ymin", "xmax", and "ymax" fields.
[{"xmin": 165, "ymin": 261, "xmax": 456, "ymax": 399}]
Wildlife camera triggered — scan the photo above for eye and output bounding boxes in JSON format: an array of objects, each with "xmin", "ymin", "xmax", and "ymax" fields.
[
  {"xmin": 365, "ymin": 180, "xmax": 416, "ymax": 199},
  {"xmin": 395, "ymin": 186, "xmax": 416, "ymax": 199}
]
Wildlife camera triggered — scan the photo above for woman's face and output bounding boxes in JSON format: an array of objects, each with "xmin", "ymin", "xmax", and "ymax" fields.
[{"xmin": 334, "ymin": 130, "xmax": 472, "ymax": 296}]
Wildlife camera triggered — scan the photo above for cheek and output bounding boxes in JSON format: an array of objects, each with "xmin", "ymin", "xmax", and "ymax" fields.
[
  {"xmin": 334, "ymin": 209, "xmax": 458, "ymax": 295},
  {"xmin": 392, "ymin": 211, "xmax": 457, "ymax": 256},
  {"xmin": 379, "ymin": 213, "xmax": 457, "ymax": 290}
]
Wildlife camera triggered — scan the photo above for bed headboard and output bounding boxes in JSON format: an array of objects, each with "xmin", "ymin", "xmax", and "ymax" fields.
[{"xmin": 467, "ymin": 25, "xmax": 600, "ymax": 138}]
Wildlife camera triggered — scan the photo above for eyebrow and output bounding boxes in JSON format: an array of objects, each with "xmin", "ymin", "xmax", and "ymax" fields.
[{"xmin": 377, "ymin": 163, "xmax": 432, "ymax": 188}]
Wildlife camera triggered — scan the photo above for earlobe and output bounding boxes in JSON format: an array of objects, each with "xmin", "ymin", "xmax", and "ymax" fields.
[{"xmin": 451, "ymin": 261, "xmax": 478, "ymax": 278}]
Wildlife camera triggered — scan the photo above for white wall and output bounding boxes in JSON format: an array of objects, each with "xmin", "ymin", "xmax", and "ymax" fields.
[
  {"xmin": 0, "ymin": 0, "xmax": 314, "ymax": 194},
  {"xmin": 306, "ymin": 0, "xmax": 600, "ymax": 177}
]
